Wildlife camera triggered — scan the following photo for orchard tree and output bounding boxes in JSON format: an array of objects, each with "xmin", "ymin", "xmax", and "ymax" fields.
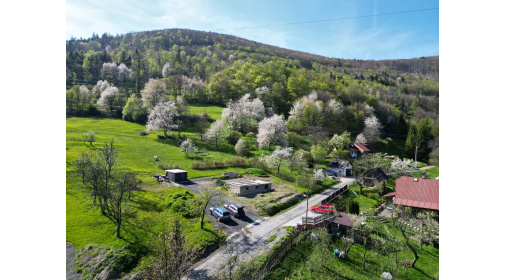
[
  {"xmin": 180, "ymin": 139, "xmax": 197, "ymax": 157},
  {"xmin": 162, "ymin": 62, "xmax": 171, "ymax": 78},
  {"xmin": 329, "ymin": 131, "xmax": 352, "ymax": 150},
  {"xmin": 146, "ymin": 101, "xmax": 180, "ymax": 138},
  {"xmin": 257, "ymin": 114, "xmax": 288, "ymax": 150},
  {"xmin": 389, "ymin": 158, "xmax": 418, "ymax": 177},
  {"xmin": 204, "ymin": 119, "xmax": 229, "ymax": 148},
  {"xmin": 221, "ymin": 93, "xmax": 265, "ymax": 132},
  {"xmin": 235, "ymin": 138, "xmax": 249, "ymax": 157},
  {"xmin": 310, "ymin": 144, "xmax": 327, "ymax": 164},
  {"xmin": 122, "ymin": 95, "xmax": 148, "ymax": 123},
  {"xmin": 92, "ymin": 80, "xmax": 110, "ymax": 97},
  {"xmin": 356, "ymin": 133, "xmax": 367, "ymax": 143},
  {"xmin": 117, "ymin": 63, "xmax": 132, "ymax": 81},
  {"xmin": 141, "ymin": 78, "xmax": 168, "ymax": 109},
  {"xmin": 190, "ymin": 182, "xmax": 224, "ymax": 229},
  {"xmin": 289, "ymin": 149, "xmax": 310, "ymax": 174},
  {"xmin": 97, "ymin": 86, "xmax": 120, "ymax": 113},
  {"xmin": 313, "ymin": 168, "xmax": 324, "ymax": 182},
  {"xmin": 82, "ymin": 130, "xmax": 96, "ymax": 146},
  {"xmin": 363, "ymin": 114, "xmax": 381, "ymax": 143},
  {"xmin": 262, "ymin": 146, "xmax": 293, "ymax": 172},
  {"xmin": 101, "ymin": 62, "xmax": 118, "ymax": 80}
]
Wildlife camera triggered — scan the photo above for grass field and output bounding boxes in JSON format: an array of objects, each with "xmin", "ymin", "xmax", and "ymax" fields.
[
  {"xmin": 66, "ymin": 116, "xmax": 242, "ymax": 250},
  {"xmin": 411, "ymin": 166, "xmax": 439, "ymax": 179},
  {"xmin": 187, "ymin": 103, "xmax": 224, "ymax": 121}
]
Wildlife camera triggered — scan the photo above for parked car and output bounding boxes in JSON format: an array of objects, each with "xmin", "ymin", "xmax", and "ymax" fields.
[
  {"xmin": 209, "ymin": 207, "xmax": 231, "ymax": 222},
  {"xmin": 310, "ymin": 204, "xmax": 333, "ymax": 214},
  {"xmin": 224, "ymin": 204, "xmax": 245, "ymax": 218}
]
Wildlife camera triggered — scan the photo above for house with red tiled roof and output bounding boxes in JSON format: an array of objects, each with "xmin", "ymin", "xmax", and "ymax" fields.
[
  {"xmin": 350, "ymin": 142, "xmax": 376, "ymax": 158},
  {"xmin": 384, "ymin": 176, "xmax": 439, "ymax": 216}
]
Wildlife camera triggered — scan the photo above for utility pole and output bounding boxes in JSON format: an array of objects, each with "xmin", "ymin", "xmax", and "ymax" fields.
[{"xmin": 415, "ymin": 146, "xmax": 418, "ymax": 163}]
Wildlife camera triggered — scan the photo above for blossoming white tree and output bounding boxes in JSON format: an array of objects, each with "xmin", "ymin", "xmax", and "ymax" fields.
[
  {"xmin": 141, "ymin": 79, "xmax": 168, "ymax": 109},
  {"xmin": 146, "ymin": 101, "xmax": 180, "ymax": 138},
  {"xmin": 117, "ymin": 63, "xmax": 132, "ymax": 81},
  {"xmin": 389, "ymin": 158, "xmax": 418, "ymax": 177},
  {"xmin": 204, "ymin": 119, "xmax": 229, "ymax": 148},
  {"xmin": 363, "ymin": 114, "xmax": 381, "ymax": 143},
  {"xmin": 313, "ymin": 168, "xmax": 325, "ymax": 182},
  {"xmin": 92, "ymin": 80, "xmax": 110, "ymax": 96},
  {"xmin": 221, "ymin": 93, "xmax": 265, "ymax": 132},
  {"xmin": 101, "ymin": 62, "xmax": 118, "ymax": 80},
  {"xmin": 180, "ymin": 139, "xmax": 197, "ymax": 157},
  {"xmin": 356, "ymin": 133, "xmax": 367, "ymax": 143},
  {"xmin": 329, "ymin": 131, "xmax": 352, "ymax": 150},
  {"xmin": 235, "ymin": 138, "xmax": 248, "ymax": 157},
  {"xmin": 79, "ymin": 85, "xmax": 90, "ymax": 100},
  {"xmin": 97, "ymin": 86, "xmax": 119, "ymax": 112},
  {"xmin": 257, "ymin": 114, "xmax": 288, "ymax": 150},
  {"xmin": 162, "ymin": 62, "xmax": 171, "ymax": 78},
  {"xmin": 261, "ymin": 146, "xmax": 293, "ymax": 172}
]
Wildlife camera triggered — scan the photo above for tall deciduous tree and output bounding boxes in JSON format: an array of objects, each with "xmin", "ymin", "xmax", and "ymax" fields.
[
  {"xmin": 329, "ymin": 131, "xmax": 352, "ymax": 150},
  {"xmin": 204, "ymin": 119, "xmax": 229, "ymax": 148},
  {"xmin": 162, "ymin": 62, "xmax": 171, "ymax": 78},
  {"xmin": 146, "ymin": 101, "xmax": 180, "ymax": 137},
  {"xmin": 235, "ymin": 138, "xmax": 248, "ymax": 157},
  {"xmin": 363, "ymin": 114, "xmax": 381, "ymax": 143},
  {"xmin": 261, "ymin": 146, "xmax": 293, "ymax": 172},
  {"xmin": 122, "ymin": 95, "xmax": 148, "ymax": 123},
  {"xmin": 190, "ymin": 182, "xmax": 224, "ymax": 229},
  {"xmin": 221, "ymin": 93, "xmax": 265, "ymax": 132},
  {"xmin": 97, "ymin": 86, "xmax": 120, "ymax": 113},
  {"xmin": 180, "ymin": 139, "xmax": 197, "ymax": 157},
  {"xmin": 141, "ymin": 78, "xmax": 168, "ymax": 109},
  {"xmin": 257, "ymin": 114, "xmax": 288, "ymax": 150},
  {"xmin": 117, "ymin": 63, "xmax": 132, "ymax": 81}
]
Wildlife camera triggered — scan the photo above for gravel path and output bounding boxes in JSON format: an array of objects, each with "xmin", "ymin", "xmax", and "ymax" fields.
[{"xmin": 66, "ymin": 242, "xmax": 81, "ymax": 280}]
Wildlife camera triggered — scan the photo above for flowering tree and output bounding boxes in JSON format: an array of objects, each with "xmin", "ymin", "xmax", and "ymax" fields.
[
  {"xmin": 162, "ymin": 62, "xmax": 171, "ymax": 78},
  {"xmin": 141, "ymin": 79, "xmax": 167, "ymax": 109},
  {"xmin": 180, "ymin": 139, "xmax": 197, "ymax": 157},
  {"xmin": 221, "ymin": 93, "xmax": 265, "ymax": 132},
  {"xmin": 235, "ymin": 138, "xmax": 248, "ymax": 157},
  {"xmin": 255, "ymin": 86, "xmax": 270, "ymax": 95},
  {"xmin": 257, "ymin": 114, "xmax": 288, "ymax": 150},
  {"xmin": 329, "ymin": 131, "xmax": 352, "ymax": 150},
  {"xmin": 356, "ymin": 133, "xmax": 367, "ymax": 143},
  {"xmin": 92, "ymin": 80, "xmax": 110, "ymax": 96},
  {"xmin": 289, "ymin": 149, "xmax": 310, "ymax": 174},
  {"xmin": 105, "ymin": 45, "xmax": 112, "ymax": 52},
  {"xmin": 287, "ymin": 91, "xmax": 324, "ymax": 131},
  {"xmin": 101, "ymin": 62, "xmax": 118, "ymax": 80},
  {"xmin": 146, "ymin": 101, "xmax": 180, "ymax": 137},
  {"xmin": 363, "ymin": 114, "xmax": 381, "ymax": 143},
  {"xmin": 261, "ymin": 146, "xmax": 293, "ymax": 172},
  {"xmin": 97, "ymin": 86, "xmax": 119, "ymax": 112},
  {"xmin": 117, "ymin": 63, "xmax": 132, "ymax": 81},
  {"xmin": 204, "ymin": 119, "xmax": 229, "ymax": 148},
  {"xmin": 313, "ymin": 168, "xmax": 324, "ymax": 182},
  {"xmin": 389, "ymin": 158, "xmax": 418, "ymax": 177}
]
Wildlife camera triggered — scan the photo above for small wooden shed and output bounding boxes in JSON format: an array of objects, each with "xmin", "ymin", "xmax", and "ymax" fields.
[{"xmin": 165, "ymin": 169, "xmax": 188, "ymax": 182}]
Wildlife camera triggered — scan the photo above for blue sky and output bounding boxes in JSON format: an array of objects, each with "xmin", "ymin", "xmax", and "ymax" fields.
[{"xmin": 66, "ymin": 0, "xmax": 438, "ymax": 60}]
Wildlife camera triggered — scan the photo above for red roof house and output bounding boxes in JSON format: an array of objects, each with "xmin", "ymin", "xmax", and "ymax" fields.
[
  {"xmin": 390, "ymin": 176, "xmax": 439, "ymax": 214},
  {"xmin": 349, "ymin": 142, "xmax": 376, "ymax": 158}
]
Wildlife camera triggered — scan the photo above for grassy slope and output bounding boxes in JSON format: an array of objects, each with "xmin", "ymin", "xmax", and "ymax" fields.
[
  {"xmin": 66, "ymin": 116, "xmax": 238, "ymax": 249},
  {"xmin": 187, "ymin": 103, "xmax": 224, "ymax": 121},
  {"xmin": 411, "ymin": 166, "xmax": 439, "ymax": 179},
  {"xmin": 268, "ymin": 218, "xmax": 439, "ymax": 280}
]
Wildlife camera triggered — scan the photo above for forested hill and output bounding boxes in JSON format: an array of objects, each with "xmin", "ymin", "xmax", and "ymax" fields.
[{"xmin": 66, "ymin": 28, "xmax": 439, "ymax": 154}]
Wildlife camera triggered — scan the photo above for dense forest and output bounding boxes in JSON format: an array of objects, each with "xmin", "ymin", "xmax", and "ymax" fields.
[{"xmin": 66, "ymin": 28, "xmax": 439, "ymax": 163}]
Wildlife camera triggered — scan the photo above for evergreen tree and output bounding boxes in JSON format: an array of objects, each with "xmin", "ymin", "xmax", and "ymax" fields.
[
  {"xmin": 404, "ymin": 123, "xmax": 417, "ymax": 159},
  {"xmin": 416, "ymin": 118, "xmax": 432, "ymax": 163}
]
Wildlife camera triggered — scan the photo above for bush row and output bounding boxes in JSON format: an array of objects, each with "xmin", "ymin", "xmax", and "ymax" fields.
[{"xmin": 190, "ymin": 157, "xmax": 250, "ymax": 169}]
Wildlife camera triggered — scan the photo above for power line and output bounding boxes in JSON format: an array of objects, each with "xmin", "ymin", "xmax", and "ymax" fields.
[{"xmin": 215, "ymin": 8, "xmax": 439, "ymax": 31}]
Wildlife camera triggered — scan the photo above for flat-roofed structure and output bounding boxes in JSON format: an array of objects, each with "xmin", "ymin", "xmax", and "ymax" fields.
[
  {"xmin": 227, "ymin": 179, "xmax": 272, "ymax": 196},
  {"xmin": 165, "ymin": 169, "xmax": 188, "ymax": 182}
]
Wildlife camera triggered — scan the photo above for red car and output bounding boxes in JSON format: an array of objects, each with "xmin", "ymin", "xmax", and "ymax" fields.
[{"xmin": 310, "ymin": 204, "xmax": 333, "ymax": 213}]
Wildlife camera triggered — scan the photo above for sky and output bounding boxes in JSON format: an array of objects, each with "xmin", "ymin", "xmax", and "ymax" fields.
[{"xmin": 66, "ymin": 0, "xmax": 439, "ymax": 60}]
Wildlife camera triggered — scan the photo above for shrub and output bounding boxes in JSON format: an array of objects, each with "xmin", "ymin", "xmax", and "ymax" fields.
[
  {"xmin": 247, "ymin": 168, "xmax": 269, "ymax": 177},
  {"xmin": 139, "ymin": 131, "xmax": 148, "ymax": 136},
  {"xmin": 227, "ymin": 130, "xmax": 242, "ymax": 145},
  {"xmin": 171, "ymin": 200, "xmax": 187, "ymax": 213},
  {"xmin": 157, "ymin": 162, "xmax": 180, "ymax": 170},
  {"xmin": 347, "ymin": 199, "xmax": 360, "ymax": 214},
  {"xmin": 246, "ymin": 132, "xmax": 255, "ymax": 138}
]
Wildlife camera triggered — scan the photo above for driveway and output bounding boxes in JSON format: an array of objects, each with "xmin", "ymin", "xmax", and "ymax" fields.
[
  {"xmin": 172, "ymin": 178, "xmax": 263, "ymax": 236},
  {"xmin": 184, "ymin": 178, "xmax": 355, "ymax": 279}
]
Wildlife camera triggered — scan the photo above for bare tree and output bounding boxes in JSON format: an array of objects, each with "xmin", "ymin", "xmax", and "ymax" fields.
[
  {"xmin": 144, "ymin": 215, "xmax": 203, "ymax": 280},
  {"xmin": 190, "ymin": 182, "xmax": 224, "ymax": 229}
]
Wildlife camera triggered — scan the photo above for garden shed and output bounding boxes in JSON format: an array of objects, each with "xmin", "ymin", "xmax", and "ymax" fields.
[
  {"xmin": 165, "ymin": 169, "xmax": 188, "ymax": 182},
  {"xmin": 227, "ymin": 179, "xmax": 272, "ymax": 196}
]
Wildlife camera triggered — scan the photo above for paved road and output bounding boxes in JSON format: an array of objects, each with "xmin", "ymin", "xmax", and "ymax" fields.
[{"xmin": 184, "ymin": 178, "xmax": 356, "ymax": 279}]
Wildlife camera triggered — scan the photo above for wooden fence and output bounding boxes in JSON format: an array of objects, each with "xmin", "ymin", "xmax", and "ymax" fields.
[{"xmin": 253, "ymin": 230, "xmax": 301, "ymax": 279}]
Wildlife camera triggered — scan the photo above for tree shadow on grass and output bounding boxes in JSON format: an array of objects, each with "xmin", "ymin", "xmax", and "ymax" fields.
[
  {"xmin": 320, "ymin": 264, "xmax": 353, "ymax": 280},
  {"xmin": 129, "ymin": 196, "xmax": 164, "ymax": 212},
  {"xmin": 413, "ymin": 267, "xmax": 432, "ymax": 279}
]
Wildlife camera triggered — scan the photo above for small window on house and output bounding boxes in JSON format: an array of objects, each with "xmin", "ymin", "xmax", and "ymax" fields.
[
  {"xmin": 256, "ymin": 186, "xmax": 258, "ymax": 189},
  {"xmin": 265, "ymin": 185, "xmax": 268, "ymax": 189},
  {"xmin": 246, "ymin": 187, "xmax": 249, "ymax": 190}
]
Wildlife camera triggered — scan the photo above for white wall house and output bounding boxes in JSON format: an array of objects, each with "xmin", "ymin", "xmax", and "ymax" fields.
[{"xmin": 327, "ymin": 160, "xmax": 353, "ymax": 176}]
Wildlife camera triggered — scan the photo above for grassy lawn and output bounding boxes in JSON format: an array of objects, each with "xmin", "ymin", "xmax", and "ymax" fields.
[
  {"xmin": 411, "ymin": 166, "xmax": 439, "ymax": 179},
  {"xmin": 267, "ymin": 217, "xmax": 439, "ymax": 280},
  {"xmin": 333, "ymin": 183, "xmax": 381, "ymax": 213},
  {"xmin": 187, "ymin": 103, "xmax": 224, "ymax": 121},
  {"xmin": 66, "ymin": 116, "xmax": 241, "ymax": 250},
  {"xmin": 374, "ymin": 137, "xmax": 406, "ymax": 158}
]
